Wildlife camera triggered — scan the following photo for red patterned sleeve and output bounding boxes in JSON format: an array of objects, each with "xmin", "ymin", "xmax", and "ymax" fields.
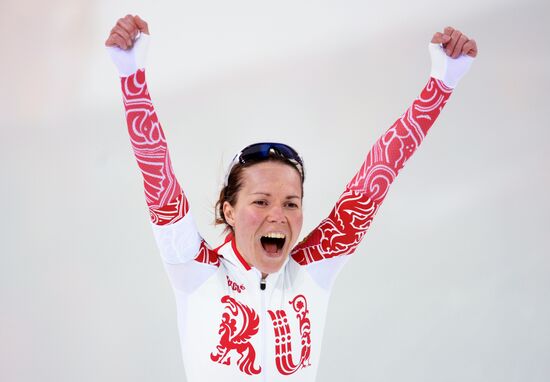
[
  {"xmin": 121, "ymin": 69, "xmax": 189, "ymax": 225},
  {"xmin": 292, "ymin": 78, "xmax": 453, "ymax": 265}
]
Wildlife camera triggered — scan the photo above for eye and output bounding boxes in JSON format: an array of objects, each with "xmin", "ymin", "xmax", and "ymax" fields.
[
  {"xmin": 285, "ymin": 201, "xmax": 300, "ymax": 209},
  {"xmin": 253, "ymin": 200, "xmax": 268, "ymax": 207}
]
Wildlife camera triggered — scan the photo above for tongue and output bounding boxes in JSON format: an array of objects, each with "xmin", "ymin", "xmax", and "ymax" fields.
[{"xmin": 263, "ymin": 242, "xmax": 278, "ymax": 254}]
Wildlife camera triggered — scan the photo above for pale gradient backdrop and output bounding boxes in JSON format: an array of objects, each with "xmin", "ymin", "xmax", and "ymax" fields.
[{"xmin": 1, "ymin": 1, "xmax": 549, "ymax": 381}]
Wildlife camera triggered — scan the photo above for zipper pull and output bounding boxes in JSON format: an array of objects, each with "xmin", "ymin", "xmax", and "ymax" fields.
[{"xmin": 260, "ymin": 277, "xmax": 266, "ymax": 291}]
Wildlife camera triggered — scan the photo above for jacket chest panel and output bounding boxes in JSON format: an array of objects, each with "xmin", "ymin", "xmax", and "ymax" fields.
[{"xmin": 180, "ymin": 263, "xmax": 328, "ymax": 379}]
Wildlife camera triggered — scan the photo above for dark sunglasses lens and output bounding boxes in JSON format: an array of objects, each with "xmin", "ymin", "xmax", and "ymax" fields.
[
  {"xmin": 240, "ymin": 143, "xmax": 272, "ymax": 163},
  {"xmin": 240, "ymin": 143, "xmax": 302, "ymax": 165},
  {"xmin": 272, "ymin": 145, "xmax": 301, "ymax": 164}
]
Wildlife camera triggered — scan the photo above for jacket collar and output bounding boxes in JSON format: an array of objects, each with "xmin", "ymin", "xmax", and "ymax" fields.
[{"xmin": 218, "ymin": 233, "xmax": 290, "ymax": 282}]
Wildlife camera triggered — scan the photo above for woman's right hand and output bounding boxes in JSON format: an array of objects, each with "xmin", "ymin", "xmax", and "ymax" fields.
[
  {"xmin": 105, "ymin": 14, "xmax": 149, "ymax": 50},
  {"xmin": 106, "ymin": 15, "xmax": 150, "ymax": 77}
]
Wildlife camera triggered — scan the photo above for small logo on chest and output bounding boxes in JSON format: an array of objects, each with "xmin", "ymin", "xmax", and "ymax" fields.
[{"xmin": 226, "ymin": 275, "xmax": 246, "ymax": 293}]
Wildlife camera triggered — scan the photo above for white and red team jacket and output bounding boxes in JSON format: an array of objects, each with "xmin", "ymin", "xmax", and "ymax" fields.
[{"xmin": 109, "ymin": 36, "xmax": 473, "ymax": 382}]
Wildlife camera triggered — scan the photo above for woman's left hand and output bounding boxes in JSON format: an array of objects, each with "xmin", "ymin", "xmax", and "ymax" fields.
[
  {"xmin": 431, "ymin": 26, "xmax": 478, "ymax": 58},
  {"xmin": 428, "ymin": 26, "xmax": 478, "ymax": 88}
]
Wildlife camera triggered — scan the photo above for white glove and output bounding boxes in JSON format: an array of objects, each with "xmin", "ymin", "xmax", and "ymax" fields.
[
  {"xmin": 429, "ymin": 42, "xmax": 474, "ymax": 88},
  {"xmin": 106, "ymin": 33, "xmax": 150, "ymax": 77}
]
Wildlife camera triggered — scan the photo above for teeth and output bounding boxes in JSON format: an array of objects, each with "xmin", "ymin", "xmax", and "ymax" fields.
[{"xmin": 263, "ymin": 232, "xmax": 286, "ymax": 239}]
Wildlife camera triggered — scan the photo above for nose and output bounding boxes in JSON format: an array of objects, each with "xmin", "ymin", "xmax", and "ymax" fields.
[{"xmin": 267, "ymin": 205, "xmax": 286, "ymax": 224}]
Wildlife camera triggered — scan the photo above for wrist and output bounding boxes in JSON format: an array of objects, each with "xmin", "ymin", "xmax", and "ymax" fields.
[
  {"xmin": 107, "ymin": 33, "xmax": 150, "ymax": 77},
  {"xmin": 429, "ymin": 43, "xmax": 474, "ymax": 88}
]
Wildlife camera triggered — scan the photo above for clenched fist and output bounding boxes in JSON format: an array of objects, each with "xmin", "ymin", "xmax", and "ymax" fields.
[
  {"xmin": 105, "ymin": 15, "xmax": 150, "ymax": 77},
  {"xmin": 105, "ymin": 14, "xmax": 149, "ymax": 50},
  {"xmin": 428, "ymin": 26, "xmax": 478, "ymax": 88},
  {"xmin": 431, "ymin": 26, "xmax": 478, "ymax": 58}
]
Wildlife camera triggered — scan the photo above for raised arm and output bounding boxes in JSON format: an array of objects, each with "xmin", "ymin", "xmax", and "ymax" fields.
[
  {"xmin": 292, "ymin": 28, "xmax": 477, "ymax": 273},
  {"xmin": 106, "ymin": 16, "xmax": 218, "ymax": 287},
  {"xmin": 106, "ymin": 15, "xmax": 187, "ymax": 225}
]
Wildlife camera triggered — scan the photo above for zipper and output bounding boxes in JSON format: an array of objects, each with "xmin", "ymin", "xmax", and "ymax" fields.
[
  {"xmin": 260, "ymin": 277, "xmax": 266, "ymax": 290},
  {"xmin": 260, "ymin": 275, "xmax": 267, "ymax": 382}
]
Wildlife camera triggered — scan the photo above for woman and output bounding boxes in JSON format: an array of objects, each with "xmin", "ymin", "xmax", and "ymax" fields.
[{"xmin": 106, "ymin": 15, "xmax": 477, "ymax": 381}]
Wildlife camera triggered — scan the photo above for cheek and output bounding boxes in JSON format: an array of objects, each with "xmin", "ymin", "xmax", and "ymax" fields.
[
  {"xmin": 236, "ymin": 207, "xmax": 264, "ymax": 233},
  {"xmin": 291, "ymin": 210, "xmax": 304, "ymax": 231}
]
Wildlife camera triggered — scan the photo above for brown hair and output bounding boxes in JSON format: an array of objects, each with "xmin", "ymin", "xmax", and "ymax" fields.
[{"xmin": 215, "ymin": 155, "xmax": 304, "ymax": 233}]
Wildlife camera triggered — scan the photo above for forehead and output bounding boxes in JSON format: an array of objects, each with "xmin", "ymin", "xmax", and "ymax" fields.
[{"xmin": 240, "ymin": 161, "xmax": 302, "ymax": 195}]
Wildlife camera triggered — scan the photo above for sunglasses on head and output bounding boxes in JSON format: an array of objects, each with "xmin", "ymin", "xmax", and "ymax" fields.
[{"xmin": 225, "ymin": 142, "xmax": 304, "ymax": 186}]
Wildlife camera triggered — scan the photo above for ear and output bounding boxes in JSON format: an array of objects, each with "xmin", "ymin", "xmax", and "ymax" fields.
[{"xmin": 223, "ymin": 201, "xmax": 236, "ymax": 227}]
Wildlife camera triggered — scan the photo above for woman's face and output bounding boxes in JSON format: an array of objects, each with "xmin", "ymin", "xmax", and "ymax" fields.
[{"xmin": 223, "ymin": 161, "xmax": 303, "ymax": 276}]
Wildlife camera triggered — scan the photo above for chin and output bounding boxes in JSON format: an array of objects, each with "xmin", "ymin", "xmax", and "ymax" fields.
[{"xmin": 258, "ymin": 251, "xmax": 289, "ymax": 275}]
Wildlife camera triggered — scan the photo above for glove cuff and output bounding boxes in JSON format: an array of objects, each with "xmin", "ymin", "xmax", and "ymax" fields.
[
  {"xmin": 429, "ymin": 42, "xmax": 474, "ymax": 88},
  {"xmin": 106, "ymin": 33, "xmax": 150, "ymax": 77}
]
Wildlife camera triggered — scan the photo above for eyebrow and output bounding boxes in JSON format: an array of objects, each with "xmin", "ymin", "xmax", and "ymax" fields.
[{"xmin": 251, "ymin": 192, "xmax": 301, "ymax": 200}]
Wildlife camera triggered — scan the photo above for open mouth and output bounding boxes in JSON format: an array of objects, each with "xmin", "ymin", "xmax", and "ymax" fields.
[{"xmin": 260, "ymin": 233, "xmax": 286, "ymax": 255}]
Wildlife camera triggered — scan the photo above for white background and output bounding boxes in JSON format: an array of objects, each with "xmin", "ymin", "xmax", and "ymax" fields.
[{"xmin": 1, "ymin": 0, "xmax": 549, "ymax": 381}]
